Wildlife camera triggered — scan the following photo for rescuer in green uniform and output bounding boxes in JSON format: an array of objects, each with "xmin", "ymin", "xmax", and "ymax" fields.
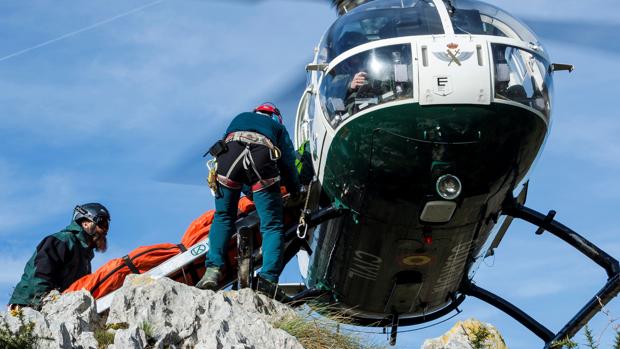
[
  {"xmin": 7, "ymin": 203, "xmax": 110, "ymax": 310},
  {"xmin": 196, "ymin": 103, "xmax": 301, "ymax": 297}
]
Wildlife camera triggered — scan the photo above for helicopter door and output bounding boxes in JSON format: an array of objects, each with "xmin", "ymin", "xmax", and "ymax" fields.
[{"xmin": 417, "ymin": 38, "xmax": 491, "ymax": 106}]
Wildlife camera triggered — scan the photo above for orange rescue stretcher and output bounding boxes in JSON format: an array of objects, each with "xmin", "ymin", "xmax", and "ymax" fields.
[{"xmin": 64, "ymin": 196, "xmax": 259, "ymax": 301}]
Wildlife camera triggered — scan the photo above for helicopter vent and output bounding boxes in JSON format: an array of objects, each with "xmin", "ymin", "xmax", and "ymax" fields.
[{"xmin": 331, "ymin": 0, "xmax": 376, "ymax": 15}]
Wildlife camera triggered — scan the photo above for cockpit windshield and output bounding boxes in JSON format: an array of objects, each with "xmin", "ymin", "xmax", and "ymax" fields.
[
  {"xmin": 318, "ymin": 0, "xmax": 443, "ymax": 63},
  {"xmin": 449, "ymin": 0, "xmax": 540, "ymax": 44}
]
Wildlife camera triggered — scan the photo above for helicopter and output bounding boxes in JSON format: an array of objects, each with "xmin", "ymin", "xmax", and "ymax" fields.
[
  {"xmin": 0, "ymin": 0, "xmax": 613, "ymax": 346},
  {"xmin": 151, "ymin": 0, "xmax": 619, "ymax": 346},
  {"xmin": 262, "ymin": 0, "xmax": 619, "ymax": 347},
  {"xmin": 144, "ymin": 0, "xmax": 619, "ymax": 347},
  {"xmin": 44, "ymin": 0, "xmax": 619, "ymax": 347}
]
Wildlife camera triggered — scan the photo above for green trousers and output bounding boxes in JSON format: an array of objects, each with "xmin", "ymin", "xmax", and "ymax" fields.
[{"xmin": 206, "ymin": 184, "xmax": 284, "ymax": 282}]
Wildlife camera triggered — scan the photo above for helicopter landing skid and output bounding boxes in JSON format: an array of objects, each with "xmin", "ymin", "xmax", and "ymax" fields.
[{"xmin": 462, "ymin": 200, "xmax": 620, "ymax": 348}]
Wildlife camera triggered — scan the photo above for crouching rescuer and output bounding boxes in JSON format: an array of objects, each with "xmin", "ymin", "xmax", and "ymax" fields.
[
  {"xmin": 8, "ymin": 203, "xmax": 110, "ymax": 311},
  {"xmin": 196, "ymin": 103, "xmax": 301, "ymax": 297}
]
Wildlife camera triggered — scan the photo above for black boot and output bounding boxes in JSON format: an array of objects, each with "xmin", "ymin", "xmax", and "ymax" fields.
[{"xmin": 253, "ymin": 275, "xmax": 290, "ymax": 303}]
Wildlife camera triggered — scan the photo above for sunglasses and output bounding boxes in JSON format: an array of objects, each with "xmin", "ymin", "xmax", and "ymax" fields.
[{"xmin": 93, "ymin": 216, "xmax": 109, "ymax": 229}]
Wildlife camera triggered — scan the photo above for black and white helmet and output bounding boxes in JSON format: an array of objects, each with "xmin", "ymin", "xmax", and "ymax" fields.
[{"xmin": 73, "ymin": 203, "xmax": 111, "ymax": 229}]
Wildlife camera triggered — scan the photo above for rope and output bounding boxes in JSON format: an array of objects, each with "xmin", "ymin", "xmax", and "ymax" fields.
[{"xmin": 296, "ymin": 179, "xmax": 315, "ymax": 239}]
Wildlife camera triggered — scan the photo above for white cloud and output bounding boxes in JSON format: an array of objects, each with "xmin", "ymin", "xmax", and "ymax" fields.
[
  {"xmin": 0, "ymin": 254, "xmax": 29, "ymax": 284},
  {"xmin": 0, "ymin": 1, "xmax": 334, "ymax": 159},
  {"xmin": 550, "ymin": 117, "xmax": 620, "ymax": 167},
  {"xmin": 512, "ymin": 279, "xmax": 565, "ymax": 298},
  {"xmin": 0, "ymin": 159, "xmax": 81, "ymax": 235}
]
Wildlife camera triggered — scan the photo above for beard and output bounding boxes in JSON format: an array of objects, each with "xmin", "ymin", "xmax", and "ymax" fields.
[{"xmin": 93, "ymin": 233, "xmax": 108, "ymax": 252}]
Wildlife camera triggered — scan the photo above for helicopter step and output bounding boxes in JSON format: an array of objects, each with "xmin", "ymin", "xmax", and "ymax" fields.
[
  {"xmin": 233, "ymin": 205, "xmax": 347, "ymax": 299},
  {"xmin": 462, "ymin": 198, "xmax": 620, "ymax": 349}
]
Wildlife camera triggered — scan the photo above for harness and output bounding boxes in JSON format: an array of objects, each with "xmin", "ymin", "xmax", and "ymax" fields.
[{"xmin": 217, "ymin": 131, "xmax": 282, "ymax": 192}]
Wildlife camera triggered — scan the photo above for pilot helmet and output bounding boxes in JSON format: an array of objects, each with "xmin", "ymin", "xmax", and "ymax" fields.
[{"xmin": 254, "ymin": 102, "xmax": 283, "ymax": 124}]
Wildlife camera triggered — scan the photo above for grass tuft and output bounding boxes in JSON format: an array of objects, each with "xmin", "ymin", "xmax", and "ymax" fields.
[
  {"xmin": 94, "ymin": 328, "xmax": 115, "ymax": 348},
  {"xmin": 274, "ymin": 302, "xmax": 384, "ymax": 349}
]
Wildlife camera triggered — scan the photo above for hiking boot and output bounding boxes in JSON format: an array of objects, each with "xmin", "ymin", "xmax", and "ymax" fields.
[
  {"xmin": 253, "ymin": 275, "xmax": 290, "ymax": 303},
  {"xmin": 196, "ymin": 267, "xmax": 223, "ymax": 290}
]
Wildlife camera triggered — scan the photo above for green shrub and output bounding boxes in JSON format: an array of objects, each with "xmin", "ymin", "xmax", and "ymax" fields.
[
  {"xmin": 463, "ymin": 323, "xmax": 492, "ymax": 349},
  {"xmin": 0, "ymin": 312, "xmax": 52, "ymax": 349}
]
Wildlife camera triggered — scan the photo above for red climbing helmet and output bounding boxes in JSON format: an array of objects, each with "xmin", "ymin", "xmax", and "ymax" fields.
[{"xmin": 253, "ymin": 102, "xmax": 282, "ymax": 124}]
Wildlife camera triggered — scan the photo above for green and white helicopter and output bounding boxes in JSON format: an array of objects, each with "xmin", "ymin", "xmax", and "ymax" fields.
[
  {"xmin": 290, "ymin": 0, "xmax": 618, "ymax": 347},
  {"xmin": 156, "ymin": 0, "xmax": 620, "ymax": 347}
]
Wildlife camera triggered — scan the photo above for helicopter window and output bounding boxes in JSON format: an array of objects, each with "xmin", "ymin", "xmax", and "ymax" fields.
[
  {"xmin": 319, "ymin": 44, "xmax": 414, "ymax": 128},
  {"xmin": 319, "ymin": 0, "xmax": 443, "ymax": 62},
  {"xmin": 451, "ymin": 9, "xmax": 485, "ymax": 35},
  {"xmin": 449, "ymin": 0, "xmax": 540, "ymax": 44},
  {"xmin": 492, "ymin": 44, "xmax": 553, "ymax": 118},
  {"xmin": 450, "ymin": 9, "xmax": 507, "ymax": 37}
]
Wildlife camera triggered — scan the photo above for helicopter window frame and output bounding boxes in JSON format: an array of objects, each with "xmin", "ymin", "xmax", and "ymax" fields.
[
  {"xmin": 318, "ymin": 42, "xmax": 416, "ymax": 129},
  {"xmin": 479, "ymin": 15, "xmax": 518, "ymax": 39},
  {"xmin": 319, "ymin": 0, "xmax": 444, "ymax": 63},
  {"xmin": 491, "ymin": 43, "xmax": 553, "ymax": 120},
  {"xmin": 448, "ymin": 0, "xmax": 541, "ymax": 46},
  {"xmin": 295, "ymin": 87, "xmax": 315, "ymax": 148}
]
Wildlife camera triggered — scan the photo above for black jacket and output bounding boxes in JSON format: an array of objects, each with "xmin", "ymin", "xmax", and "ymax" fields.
[{"xmin": 9, "ymin": 221, "xmax": 94, "ymax": 308}]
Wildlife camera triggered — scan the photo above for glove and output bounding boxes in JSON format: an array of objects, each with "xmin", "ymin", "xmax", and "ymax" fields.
[{"xmin": 286, "ymin": 186, "xmax": 307, "ymax": 207}]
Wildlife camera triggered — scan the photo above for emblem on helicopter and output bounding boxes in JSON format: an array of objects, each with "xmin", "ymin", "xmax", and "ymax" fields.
[{"xmin": 433, "ymin": 43, "xmax": 474, "ymax": 66}]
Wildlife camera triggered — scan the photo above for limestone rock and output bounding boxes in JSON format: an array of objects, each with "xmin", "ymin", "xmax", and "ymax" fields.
[
  {"xmin": 0, "ymin": 275, "xmax": 307, "ymax": 349},
  {"xmin": 40, "ymin": 289, "xmax": 99, "ymax": 349},
  {"xmin": 421, "ymin": 318, "xmax": 508, "ymax": 349},
  {"xmin": 0, "ymin": 307, "xmax": 54, "ymax": 348},
  {"xmin": 107, "ymin": 274, "xmax": 303, "ymax": 349},
  {"xmin": 113, "ymin": 325, "xmax": 147, "ymax": 349}
]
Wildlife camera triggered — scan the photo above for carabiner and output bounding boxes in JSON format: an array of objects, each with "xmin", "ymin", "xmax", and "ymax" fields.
[{"xmin": 296, "ymin": 222, "xmax": 308, "ymax": 239}]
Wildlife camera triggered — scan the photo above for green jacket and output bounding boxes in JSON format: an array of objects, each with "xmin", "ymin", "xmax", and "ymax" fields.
[{"xmin": 9, "ymin": 222, "xmax": 94, "ymax": 308}]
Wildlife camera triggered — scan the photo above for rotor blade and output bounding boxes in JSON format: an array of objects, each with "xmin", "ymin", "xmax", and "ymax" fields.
[
  {"xmin": 155, "ymin": 68, "xmax": 308, "ymax": 186},
  {"xmin": 523, "ymin": 18, "xmax": 620, "ymax": 55}
]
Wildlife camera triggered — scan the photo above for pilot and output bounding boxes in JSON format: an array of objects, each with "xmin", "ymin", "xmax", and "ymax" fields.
[
  {"xmin": 7, "ymin": 203, "xmax": 110, "ymax": 311},
  {"xmin": 196, "ymin": 103, "xmax": 301, "ymax": 299}
]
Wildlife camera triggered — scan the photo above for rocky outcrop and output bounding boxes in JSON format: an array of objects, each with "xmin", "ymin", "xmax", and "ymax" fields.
[
  {"xmin": 1, "ymin": 277, "xmax": 509, "ymax": 349},
  {"xmin": 421, "ymin": 318, "xmax": 508, "ymax": 349},
  {"xmin": 106, "ymin": 275, "xmax": 302, "ymax": 348},
  {"xmin": 0, "ymin": 275, "xmax": 303, "ymax": 349}
]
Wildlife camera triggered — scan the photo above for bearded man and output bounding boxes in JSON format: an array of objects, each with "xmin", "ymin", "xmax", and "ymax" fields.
[{"xmin": 7, "ymin": 203, "xmax": 110, "ymax": 310}]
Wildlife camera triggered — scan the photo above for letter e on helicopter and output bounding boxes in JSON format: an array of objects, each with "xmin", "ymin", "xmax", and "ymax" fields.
[{"xmin": 433, "ymin": 76, "xmax": 453, "ymax": 96}]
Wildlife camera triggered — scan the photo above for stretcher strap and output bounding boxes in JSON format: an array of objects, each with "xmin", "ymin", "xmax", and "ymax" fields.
[
  {"xmin": 122, "ymin": 255, "xmax": 141, "ymax": 274},
  {"xmin": 177, "ymin": 244, "xmax": 201, "ymax": 284},
  {"xmin": 89, "ymin": 245, "xmax": 185, "ymax": 295}
]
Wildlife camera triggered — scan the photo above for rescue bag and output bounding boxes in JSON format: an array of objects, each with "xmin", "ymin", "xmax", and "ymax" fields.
[{"xmin": 65, "ymin": 196, "xmax": 257, "ymax": 299}]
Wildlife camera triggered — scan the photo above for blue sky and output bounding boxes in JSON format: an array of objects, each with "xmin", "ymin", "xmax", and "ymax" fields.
[{"xmin": 0, "ymin": 1, "xmax": 618, "ymax": 348}]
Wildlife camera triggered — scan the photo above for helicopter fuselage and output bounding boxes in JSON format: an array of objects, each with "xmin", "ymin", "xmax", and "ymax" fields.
[{"xmin": 294, "ymin": 0, "xmax": 553, "ymax": 324}]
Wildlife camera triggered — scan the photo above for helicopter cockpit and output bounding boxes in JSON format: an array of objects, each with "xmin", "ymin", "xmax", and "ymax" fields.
[
  {"xmin": 318, "ymin": 0, "xmax": 444, "ymax": 62},
  {"xmin": 315, "ymin": 0, "xmax": 553, "ymax": 129}
]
